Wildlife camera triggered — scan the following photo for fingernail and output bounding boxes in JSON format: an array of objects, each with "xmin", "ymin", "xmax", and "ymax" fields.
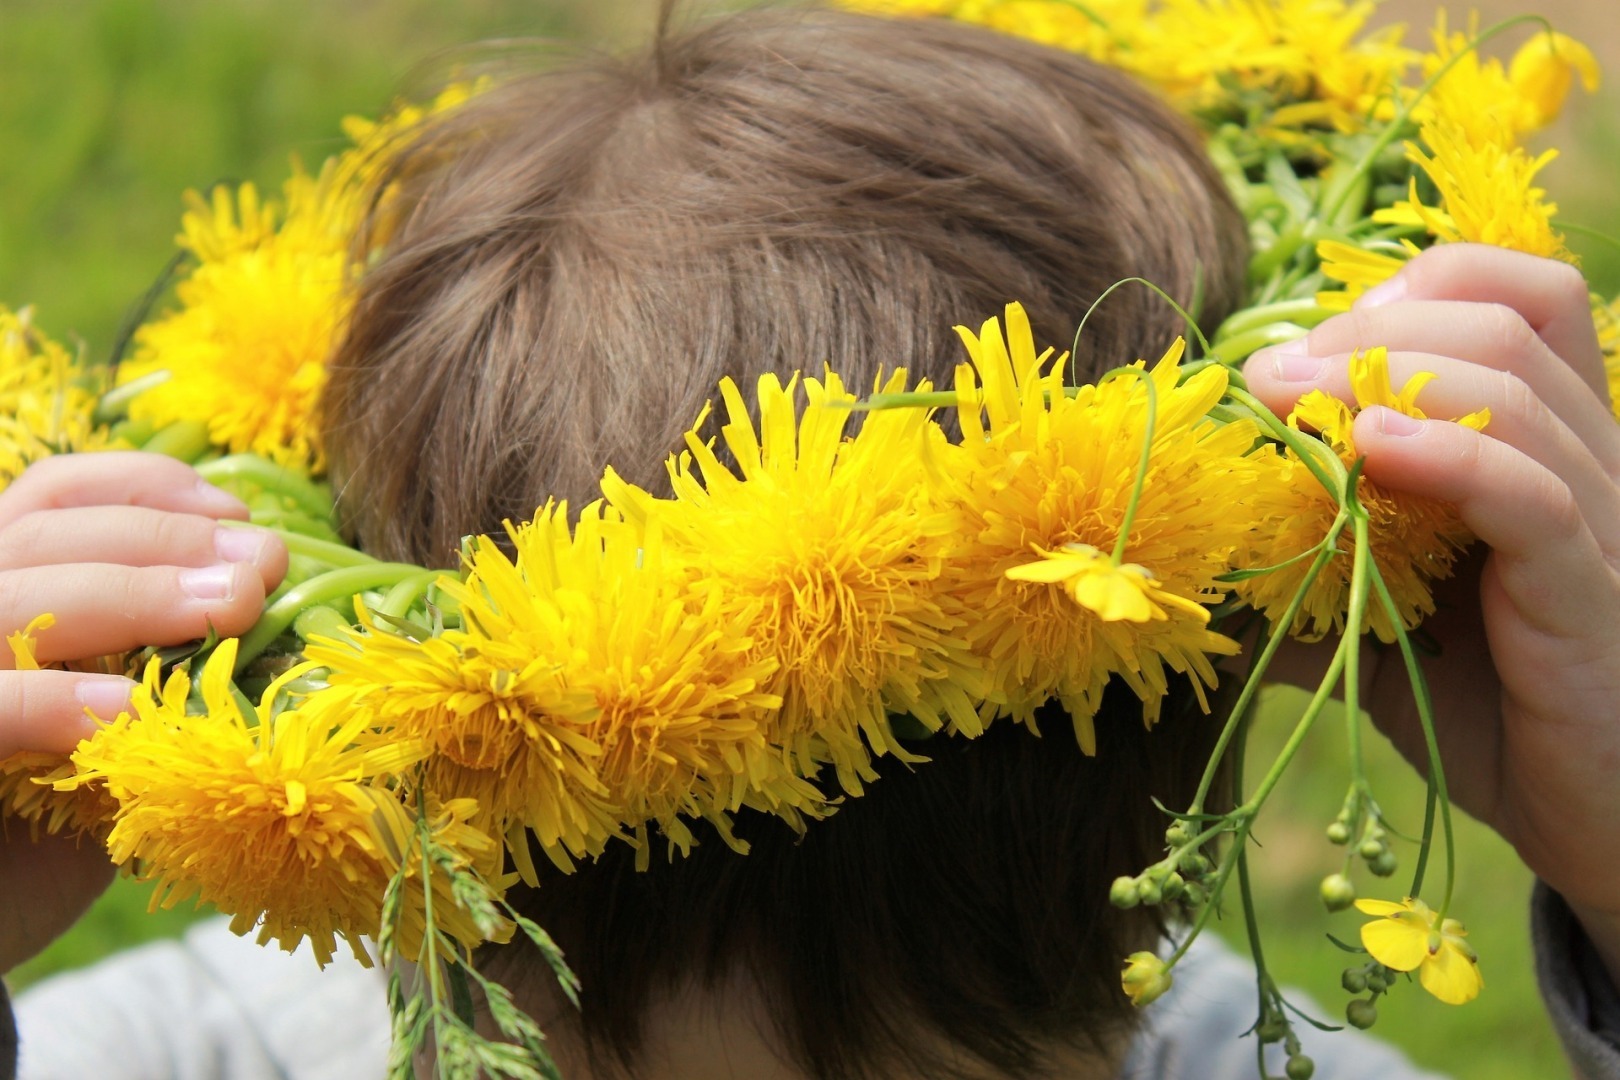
[
  {"xmin": 179, "ymin": 564, "xmax": 236, "ymax": 601},
  {"xmin": 214, "ymin": 526, "xmax": 268, "ymax": 564},
  {"xmin": 1357, "ymin": 276, "xmax": 1407, "ymax": 309},
  {"xmin": 194, "ymin": 479, "xmax": 248, "ymax": 518},
  {"xmin": 1270, "ymin": 348, "xmax": 1327, "ymax": 382},
  {"xmin": 75, "ymin": 678, "xmax": 133, "ymax": 723},
  {"xmin": 1373, "ymin": 406, "xmax": 1425, "ymax": 437}
]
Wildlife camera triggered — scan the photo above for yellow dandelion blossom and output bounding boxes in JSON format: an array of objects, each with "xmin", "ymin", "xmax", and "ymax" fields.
[
  {"xmin": 1417, "ymin": 15, "xmax": 1601, "ymax": 143},
  {"xmin": 1236, "ymin": 347, "xmax": 1488, "ymax": 641},
  {"xmin": 0, "ymin": 308, "xmax": 110, "ymax": 491},
  {"xmin": 1122, "ymin": 0, "xmax": 1412, "ymax": 130},
  {"xmin": 118, "ymin": 87, "xmax": 477, "ymax": 470},
  {"xmin": 0, "ymin": 614, "xmax": 120, "ymax": 835},
  {"xmin": 1357, "ymin": 897, "xmax": 1483, "ymax": 1005},
  {"xmin": 306, "ymin": 595, "xmax": 617, "ymax": 874},
  {"xmin": 941, "ymin": 303, "xmax": 1259, "ymax": 754},
  {"xmin": 1595, "ymin": 294, "xmax": 1620, "ymax": 420},
  {"xmin": 1375, "ymin": 118, "xmax": 1567, "ymax": 260},
  {"xmin": 623, "ymin": 369, "xmax": 986, "ymax": 798},
  {"xmin": 62, "ymin": 641, "xmax": 438, "ymax": 966},
  {"xmin": 1314, "ymin": 239, "xmax": 1420, "ymax": 311}
]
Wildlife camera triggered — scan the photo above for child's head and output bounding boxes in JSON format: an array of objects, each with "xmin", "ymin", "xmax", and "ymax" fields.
[{"xmin": 325, "ymin": 7, "xmax": 1248, "ymax": 1078}]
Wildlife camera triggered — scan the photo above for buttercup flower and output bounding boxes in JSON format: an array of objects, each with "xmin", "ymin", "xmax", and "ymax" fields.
[
  {"xmin": 1121, "ymin": 951, "xmax": 1174, "ymax": 1006},
  {"xmin": 1356, "ymin": 897, "xmax": 1483, "ymax": 1004}
]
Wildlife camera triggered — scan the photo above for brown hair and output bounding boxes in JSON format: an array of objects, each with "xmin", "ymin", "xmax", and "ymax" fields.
[{"xmin": 325, "ymin": 7, "xmax": 1248, "ymax": 1079}]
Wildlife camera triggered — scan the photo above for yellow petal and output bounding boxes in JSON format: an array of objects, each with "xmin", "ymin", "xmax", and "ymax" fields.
[
  {"xmin": 1419, "ymin": 941, "xmax": 1484, "ymax": 1004},
  {"xmin": 1360, "ymin": 915, "xmax": 1430, "ymax": 971},
  {"xmin": 1354, "ymin": 898, "xmax": 1408, "ymax": 917},
  {"xmin": 1071, "ymin": 571, "xmax": 1157, "ymax": 623},
  {"xmin": 1510, "ymin": 32, "xmax": 1601, "ymax": 128},
  {"xmin": 1005, "ymin": 557, "xmax": 1085, "ymax": 584}
]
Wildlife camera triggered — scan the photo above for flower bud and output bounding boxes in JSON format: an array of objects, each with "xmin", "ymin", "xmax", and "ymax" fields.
[
  {"xmin": 1369, "ymin": 850, "xmax": 1398, "ymax": 877},
  {"xmin": 1109, "ymin": 876, "xmax": 1141, "ymax": 909},
  {"xmin": 1358, "ymin": 838, "xmax": 1385, "ymax": 860},
  {"xmin": 1346, "ymin": 999, "xmax": 1378, "ymax": 1030},
  {"xmin": 1165, "ymin": 823, "xmax": 1191, "ymax": 847},
  {"xmin": 1121, "ymin": 952, "xmax": 1173, "ymax": 1007},
  {"xmin": 1319, "ymin": 873, "xmax": 1356, "ymax": 912},
  {"xmin": 1341, "ymin": 968, "xmax": 1367, "ymax": 994},
  {"xmin": 1326, "ymin": 821, "xmax": 1351, "ymax": 845},
  {"xmin": 1138, "ymin": 877, "xmax": 1164, "ymax": 906},
  {"xmin": 1183, "ymin": 852, "xmax": 1212, "ymax": 877},
  {"xmin": 1365, "ymin": 970, "xmax": 1388, "ymax": 993},
  {"xmin": 1160, "ymin": 871, "xmax": 1185, "ymax": 900},
  {"xmin": 1256, "ymin": 1017, "xmax": 1287, "ymax": 1043},
  {"xmin": 1286, "ymin": 1054, "xmax": 1316, "ymax": 1080}
]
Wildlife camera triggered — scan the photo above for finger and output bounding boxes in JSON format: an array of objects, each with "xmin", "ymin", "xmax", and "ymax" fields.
[
  {"xmin": 0, "ymin": 507, "xmax": 287, "ymax": 586},
  {"xmin": 1247, "ymin": 302, "xmax": 1620, "ymax": 468},
  {"xmin": 0, "ymin": 670, "xmax": 133, "ymax": 757},
  {"xmin": 1361, "ymin": 244, "xmax": 1605, "ymax": 391},
  {"xmin": 1353, "ymin": 406, "xmax": 1615, "ymax": 641},
  {"xmin": 0, "ymin": 562, "xmax": 269, "ymax": 665},
  {"xmin": 0, "ymin": 453, "xmax": 248, "ymax": 531},
  {"xmin": 1266, "ymin": 349, "xmax": 1620, "ymax": 553}
]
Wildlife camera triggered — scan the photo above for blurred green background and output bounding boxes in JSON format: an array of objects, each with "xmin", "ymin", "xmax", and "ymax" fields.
[{"xmin": 1, "ymin": 2, "xmax": 1615, "ymax": 1079}]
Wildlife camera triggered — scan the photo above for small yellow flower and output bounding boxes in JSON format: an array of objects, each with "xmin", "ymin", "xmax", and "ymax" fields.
[
  {"xmin": 1006, "ymin": 543, "xmax": 1207, "ymax": 625},
  {"xmin": 1314, "ymin": 239, "xmax": 1418, "ymax": 312},
  {"xmin": 1356, "ymin": 897, "xmax": 1483, "ymax": 1005},
  {"xmin": 1121, "ymin": 951, "xmax": 1173, "ymax": 1007},
  {"xmin": 1508, "ymin": 31, "xmax": 1601, "ymax": 132}
]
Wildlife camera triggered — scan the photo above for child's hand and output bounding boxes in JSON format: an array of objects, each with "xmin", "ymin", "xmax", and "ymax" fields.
[
  {"xmin": 0, "ymin": 452, "xmax": 287, "ymax": 972},
  {"xmin": 1243, "ymin": 243, "xmax": 1620, "ymax": 971}
]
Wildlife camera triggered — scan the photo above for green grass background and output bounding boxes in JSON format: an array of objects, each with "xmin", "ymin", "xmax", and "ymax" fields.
[{"xmin": 2, "ymin": 2, "xmax": 1616, "ymax": 1078}]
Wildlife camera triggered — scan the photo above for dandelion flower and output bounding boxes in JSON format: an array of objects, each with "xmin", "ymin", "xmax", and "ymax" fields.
[
  {"xmin": 620, "ymin": 370, "xmax": 986, "ymax": 797},
  {"xmin": 1314, "ymin": 239, "xmax": 1419, "ymax": 312},
  {"xmin": 0, "ymin": 308, "xmax": 110, "ymax": 491},
  {"xmin": 1375, "ymin": 119, "xmax": 1567, "ymax": 260},
  {"xmin": 1236, "ymin": 347, "xmax": 1488, "ymax": 641},
  {"xmin": 1356, "ymin": 897, "xmax": 1483, "ymax": 1005},
  {"xmin": 1507, "ymin": 30, "xmax": 1600, "ymax": 133},
  {"xmin": 0, "ymin": 615, "xmax": 120, "ymax": 835},
  {"xmin": 62, "ymin": 641, "xmax": 435, "ymax": 965},
  {"xmin": 941, "ymin": 303, "xmax": 1259, "ymax": 753}
]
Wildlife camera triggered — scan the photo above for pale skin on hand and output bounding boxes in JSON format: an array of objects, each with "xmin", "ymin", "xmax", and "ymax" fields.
[
  {"xmin": 1243, "ymin": 244, "xmax": 1620, "ymax": 983},
  {"xmin": 0, "ymin": 452, "xmax": 287, "ymax": 974}
]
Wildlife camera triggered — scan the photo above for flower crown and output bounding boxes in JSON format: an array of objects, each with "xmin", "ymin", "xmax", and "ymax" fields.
[{"xmin": 0, "ymin": 3, "xmax": 1611, "ymax": 1077}]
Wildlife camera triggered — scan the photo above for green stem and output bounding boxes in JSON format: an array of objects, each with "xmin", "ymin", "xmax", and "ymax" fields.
[
  {"xmin": 1342, "ymin": 512, "xmax": 1372, "ymax": 812},
  {"xmin": 1369, "ymin": 563, "xmax": 1455, "ymax": 914},
  {"xmin": 1209, "ymin": 322, "xmax": 1314, "ymax": 366},
  {"xmin": 1169, "ymin": 638, "xmax": 1350, "ymax": 972},
  {"xmin": 1189, "ymin": 514, "xmax": 1349, "ymax": 814},
  {"xmin": 1072, "ymin": 277, "xmax": 1213, "ymax": 377},
  {"xmin": 92, "ymin": 370, "xmax": 170, "ymax": 425},
  {"xmin": 1213, "ymin": 299, "xmax": 1332, "ymax": 343},
  {"xmin": 1224, "ymin": 386, "xmax": 1348, "ymax": 496},
  {"xmin": 196, "ymin": 453, "xmax": 335, "ymax": 524},
  {"xmin": 1101, "ymin": 367, "xmax": 1158, "ymax": 566},
  {"xmin": 378, "ymin": 571, "xmax": 448, "ymax": 620},
  {"xmin": 235, "ymin": 562, "xmax": 425, "ymax": 671},
  {"xmin": 269, "ymin": 528, "xmax": 379, "ymax": 569},
  {"xmin": 141, "ymin": 419, "xmax": 213, "ymax": 463}
]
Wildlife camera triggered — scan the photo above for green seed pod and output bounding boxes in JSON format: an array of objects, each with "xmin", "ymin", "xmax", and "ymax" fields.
[
  {"xmin": 1109, "ymin": 876, "xmax": 1141, "ymax": 909},
  {"xmin": 1341, "ymin": 969, "xmax": 1368, "ymax": 994},
  {"xmin": 1319, "ymin": 873, "xmax": 1356, "ymax": 912},
  {"xmin": 1326, "ymin": 821, "xmax": 1352, "ymax": 845},
  {"xmin": 1346, "ymin": 999, "xmax": 1378, "ymax": 1030},
  {"xmin": 1286, "ymin": 1054, "xmax": 1316, "ymax": 1080}
]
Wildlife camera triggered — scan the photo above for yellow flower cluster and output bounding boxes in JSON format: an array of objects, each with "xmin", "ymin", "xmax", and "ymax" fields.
[
  {"xmin": 115, "ymin": 84, "xmax": 477, "ymax": 471},
  {"xmin": 0, "ymin": 308, "xmax": 111, "ymax": 489}
]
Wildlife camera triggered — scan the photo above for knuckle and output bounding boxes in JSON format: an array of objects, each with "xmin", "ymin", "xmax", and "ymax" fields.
[
  {"xmin": 1546, "ymin": 261, "xmax": 1590, "ymax": 313},
  {"xmin": 1474, "ymin": 303, "xmax": 1537, "ymax": 357},
  {"xmin": 1494, "ymin": 372, "xmax": 1543, "ymax": 424}
]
